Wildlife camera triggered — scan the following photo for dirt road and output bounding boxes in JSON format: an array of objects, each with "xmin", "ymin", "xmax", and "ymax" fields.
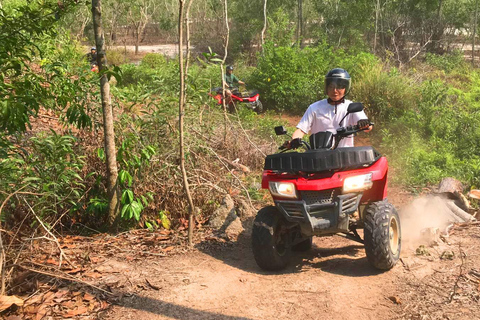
[{"xmin": 102, "ymin": 198, "xmax": 480, "ymax": 320}]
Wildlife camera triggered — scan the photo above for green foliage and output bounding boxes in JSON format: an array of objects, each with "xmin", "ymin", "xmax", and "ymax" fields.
[
  {"xmin": 141, "ymin": 53, "xmax": 167, "ymax": 69},
  {"xmin": 107, "ymin": 48, "xmax": 130, "ymax": 66},
  {"xmin": 250, "ymin": 41, "xmax": 377, "ymax": 112},
  {"xmin": 0, "ymin": 132, "xmax": 85, "ymax": 223},
  {"xmin": 0, "ymin": 0, "xmax": 92, "ymax": 134},
  {"xmin": 425, "ymin": 50, "xmax": 467, "ymax": 73}
]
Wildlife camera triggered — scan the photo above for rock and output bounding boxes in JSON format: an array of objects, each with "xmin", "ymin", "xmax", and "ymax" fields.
[
  {"xmin": 224, "ymin": 216, "xmax": 244, "ymax": 241},
  {"xmin": 236, "ymin": 199, "xmax": 255, "ymax": 219},
  {"xmin": 209, "ymin": 195, "xmax": 235, "ymax": 228},
  {"xmin": 440, "ymin": 250, "xmax": 455, "ymax": 260}
]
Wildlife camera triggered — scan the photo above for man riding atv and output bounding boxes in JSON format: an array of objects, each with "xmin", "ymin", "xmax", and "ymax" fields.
[
  {"xmin": 252, "ymin": 68, "xmax": 401, "ymax": 272},
  {"xmin": 223, "ymin": 65, "xmax": 245, "ymax": 102},
  {"xmin": 286, "ymin": 68, "xmax": 372, "ymax": 149}
]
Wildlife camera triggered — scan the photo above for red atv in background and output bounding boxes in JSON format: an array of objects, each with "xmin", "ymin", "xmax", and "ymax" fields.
[
  {"xmin": 252, "ymin": 102, "xmax": 401, "ymax": 271},
  {"xmin": 209, "ymin": 86, "xmax": 263, "ymax": 114}
]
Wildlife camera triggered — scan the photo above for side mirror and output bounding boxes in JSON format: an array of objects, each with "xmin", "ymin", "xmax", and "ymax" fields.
[
  {"xmin": 274, "ymin": 126, "xmax": 287, "ymax": 136},
  {"xmin": 339, "ymin": 102, "xmax": 364, "ymax": 126},
  {"xmin": 347, "ymin": 102, "xmax": 364, "ymax": 113}
]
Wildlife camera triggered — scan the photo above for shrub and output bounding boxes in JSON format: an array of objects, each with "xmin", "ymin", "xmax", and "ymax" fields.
[
  {"xmin": 107, "ymin": 48, "xmax": 129, "ymax": 66},
  {"xmin": 425, "ymin": 50, "xmax": 467, "ymax": 73},
  {"xmin": 141, "ymin": 53, "xmax": 167, "ymax": 69}
]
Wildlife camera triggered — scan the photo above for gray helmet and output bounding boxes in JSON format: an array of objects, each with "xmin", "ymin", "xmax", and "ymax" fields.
[
  {"xmin": 91, "ymin": 47, "xmax": 96, "ymax": 51},
  {"xmin": 325, "ymin": 68, "xmax": 351, "ymax": 95},
  {"xmin": 226, "ymin": 65, "xmax": 233, "ymax": 71}
]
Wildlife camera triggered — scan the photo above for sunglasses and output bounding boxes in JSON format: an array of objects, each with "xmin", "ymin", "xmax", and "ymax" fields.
[{"xmin": 327, "ymin": 83, "xmax": 347, "ymax": 90}]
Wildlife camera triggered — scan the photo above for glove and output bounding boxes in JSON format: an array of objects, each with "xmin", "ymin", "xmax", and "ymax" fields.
[
  {"xmin": 357, "ymin": 119, "xmax": 370, "ymax": 129},
  {"xmin": 290, "ymin": 138, "xmax": 302, "ymax": 150}
]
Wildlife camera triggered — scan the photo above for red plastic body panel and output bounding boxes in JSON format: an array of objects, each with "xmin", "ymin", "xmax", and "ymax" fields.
[
  {"xmin": 209, "ymin": 92, "xmax": 259, "ymax": 105},
  {"xmin": 262, "ymin": 156, "xmax": 389, "ymax": 203}
]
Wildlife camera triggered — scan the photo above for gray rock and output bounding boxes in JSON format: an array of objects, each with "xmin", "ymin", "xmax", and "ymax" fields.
[
  {"xmin": 236, "ymin": 199, "xmax": 255, "ymax": 219},
  {"xmin": 209, "ymin": 195, "xmax": 235, "ymax": 228},
  {"xmin": 224, "ymin": 215, "xmax": 245, "ymax": 240}
]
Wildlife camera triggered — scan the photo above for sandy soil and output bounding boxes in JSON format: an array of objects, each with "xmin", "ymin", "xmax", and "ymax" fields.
[{"xmin": 101, "ymin": 190, "xmax": 479, "ymax": 320}]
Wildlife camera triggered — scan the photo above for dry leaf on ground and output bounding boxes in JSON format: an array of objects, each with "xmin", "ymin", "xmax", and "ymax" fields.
[{"xmin": 0, "ymin": 295, "xmax": 24, "ymax": 312}]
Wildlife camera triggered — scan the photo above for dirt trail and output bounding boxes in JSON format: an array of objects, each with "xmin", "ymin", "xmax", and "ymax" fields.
[
  {"xmin": 105, "ymin": 234, "xmax": 401, "ymax": 320},
  {"xmin": 101, "ymin": 189, "xmax": 479, "ymax": 320}
]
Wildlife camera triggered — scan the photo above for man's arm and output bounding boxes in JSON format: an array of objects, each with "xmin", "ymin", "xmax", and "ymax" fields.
[{"xmin": 292, "ymin": 128, "xmax": 306, "ymax": 139}]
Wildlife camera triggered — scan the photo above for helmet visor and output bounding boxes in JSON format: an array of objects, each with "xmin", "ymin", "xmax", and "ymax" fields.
[{"xmin": 326, "ymin": 78, "xmax": 350, "ymax": 91}]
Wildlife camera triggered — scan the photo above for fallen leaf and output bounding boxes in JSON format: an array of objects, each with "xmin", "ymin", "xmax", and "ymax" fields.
[
  {"xmin": 42, "ymin": 291, "xmax": 55, "ymax": 304},
  {"xmin": 63, "ymin": 306, "xmax": 89, "ymax": 317},
  {"xmin": 83, "ymin": 293, "xmax": 95, "ymax": 301},
  {"xmin": 162, "ymin": 246, "xmax": 174, "ymax": 252},
  {"xmin": 388, "ymin": 296, "xmax": 402, "ymax": 305},
  {"xmin": 35, "ymin": 304, "xmax": 47, "ymax": 320},
  {"xmin": 65, "ymin": 268, "xmax": 84, "ymax": 275},
  {"xmin": 84, "ymin": 271, "xmax": 102, "ymax": 279},
  {"xmin": 24, "ymin": 294, "xmax": 44, "ymax": 306},
  {"xmin": 100, "ymin": 300, "xmax": 110, "ymax": 310},
  {"xmin": 0, "ymin": 295, "xmax": 24, "ymax": 312},
  {"xmin": 46, "ymin": 259, "xmax": 58, "ymax": 265}
]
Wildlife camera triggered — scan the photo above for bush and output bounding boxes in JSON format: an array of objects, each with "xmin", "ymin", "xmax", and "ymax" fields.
[
  {"xmin": 141, "ymin": 53, "xmax": 167, "ymax": 69},
  {"xmin": 107, "ymin": 48, "xmax": 129, "ymax": 66},
  {"xmin": 425, "ymin": 50, "xmax": 467, "ymax": 73},
  {"xmin": 250, "ymin": 42, "xmax": 378, "ymax": 113}
]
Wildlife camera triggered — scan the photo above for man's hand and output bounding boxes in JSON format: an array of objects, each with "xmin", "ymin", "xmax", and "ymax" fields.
[
  {"xmin": 282, "ymin": 138, "xmax": 301, "ymax": 150},
  {"xmin": 357, "ymin": 119, "xmax": 370, "ymax": 129}
]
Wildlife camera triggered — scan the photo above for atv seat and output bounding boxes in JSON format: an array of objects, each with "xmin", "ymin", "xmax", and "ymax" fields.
[{"xmin": 264, "ymin": 146, "xmax": 382, "ymax": 173}]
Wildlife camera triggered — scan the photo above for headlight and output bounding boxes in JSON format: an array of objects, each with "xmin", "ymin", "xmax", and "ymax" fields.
[
  {"xmin": 343, "ymin": 173, "xmax": 373, "ymax": 193},
  {"xmin": 269, "ymin": 181, "xmax": 298, "ymax": 199}
]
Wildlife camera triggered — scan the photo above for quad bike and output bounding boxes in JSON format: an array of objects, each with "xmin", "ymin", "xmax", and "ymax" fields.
[
  {"xmin": 252, "ymin": 102, "xmax": 401, "ymax": 271},
  {"xmin": 209, "ymin": 86, "xmax": 263, "ymax": 114}
]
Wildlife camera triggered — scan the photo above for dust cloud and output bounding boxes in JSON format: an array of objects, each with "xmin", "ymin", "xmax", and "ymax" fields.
[{"xmin": 398, "ymin": 195, "xmax": 457, "ymax": 249}]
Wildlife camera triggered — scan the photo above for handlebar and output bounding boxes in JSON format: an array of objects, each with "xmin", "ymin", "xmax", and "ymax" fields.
[{"xmin": 279, "ymin": 122, "xmax": 374, "ymax": 152}]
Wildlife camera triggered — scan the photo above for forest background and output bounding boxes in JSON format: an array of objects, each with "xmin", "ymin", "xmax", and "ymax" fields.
[{"xmin": 1, "ymin": 0, "xmax": 480, "ymax": 247}]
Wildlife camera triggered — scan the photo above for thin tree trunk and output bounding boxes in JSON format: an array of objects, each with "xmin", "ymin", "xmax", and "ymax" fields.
[
  {"xmin": 221, "ymin": 0, "xmax": 230, "ymax": 145},
  {"xmin": 184, "ymin": 0, "xmax": 195, "ymax": 246},
  {"xmin": 92, "ymin": 0, "xmax": 120, "ymax": 226},
  {"xmin": 261, "ymin": 0, "xmax": 267, "ymax": 52},
  {"xmin": 178, "ymin": 0, "xmax": 195, "ymax": 246},
  {"xmin": 296, "ymin": 0, "xmax": 303, "ymax": 46},
  {"xmin": 374, "ymin": 0, "xmax": 379, "ymax": 52},
  {"xmin": 473, "ymin": 0, "xmax": 478, "ymax": 66}
]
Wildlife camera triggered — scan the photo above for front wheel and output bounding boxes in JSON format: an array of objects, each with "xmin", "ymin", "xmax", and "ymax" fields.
[
  {"xmin": 364, "ymin": 200, "xmax": 401, "ymax": 270},
  {"xmin": 253, "ymin": 100, "xmax": 263, "ymax": 114},
  {"xmin": 252, "ymin": 206, "xmax": 292, "ymax": 271}
]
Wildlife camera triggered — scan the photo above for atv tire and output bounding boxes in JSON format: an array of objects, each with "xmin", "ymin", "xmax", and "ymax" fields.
[
  {"xmin": 364, "ymin": 200, "xmax": 401, "ymax": 270},
  {"xmin": 252, "ymin": 206, "xmax": 291, "ymax": 271},
  {"xmin": 254, "ymin": 100, "xmax": 263, "ymax": 114},
  {"xmin": 292, "ymin": 237, "xmax": 313, "ymax": 252}
]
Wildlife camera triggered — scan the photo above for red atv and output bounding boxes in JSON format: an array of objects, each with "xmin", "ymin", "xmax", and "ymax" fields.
[
  {"xmin": 252, "ymin": 102, "xmax": 401, "ymax": 271},
  {"xmin": 209, "ymin": 86, "xmax": 263, "ymax": 113}
]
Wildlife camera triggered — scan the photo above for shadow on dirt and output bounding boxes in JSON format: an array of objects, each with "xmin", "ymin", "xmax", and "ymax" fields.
[
  {"xmin": 196, "ymin": 222, "xmax": 383, "ymax": 278},
  {"xmin": 114, "ymin": 294, "xmax": 255, "ymax": 320}
]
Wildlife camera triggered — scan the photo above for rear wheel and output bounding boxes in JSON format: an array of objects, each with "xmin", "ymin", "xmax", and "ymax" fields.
[
  {"xmin": 252, "ymin": 206, "xmax": 292, "ymax": 271},
  {"xmin": 364, "ymin": 200, "xmax": 401, "ymax": 270}
]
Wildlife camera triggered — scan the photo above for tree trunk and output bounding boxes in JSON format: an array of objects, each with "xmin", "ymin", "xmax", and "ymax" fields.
[
  {"xmin": 473, "ymin": 0, "xmax": 478, "ymax": 66},
  {"xmin": 296, "ymin": 0, "xmax": 303, "ymax": 46},
  {"xmin": 221, "ymin": 0, "xmax": 230, "ymax": 145},
  {"xmin": 92, "ymin": 0, "xmax": 120, "ymax": 226},
  {"xmin": 261, "ymin": 0, "xmax": 267, "ymax": 52},
  {"xmin": 178, "ymin": 0, "xmax": 196, "ymax": 247}
]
